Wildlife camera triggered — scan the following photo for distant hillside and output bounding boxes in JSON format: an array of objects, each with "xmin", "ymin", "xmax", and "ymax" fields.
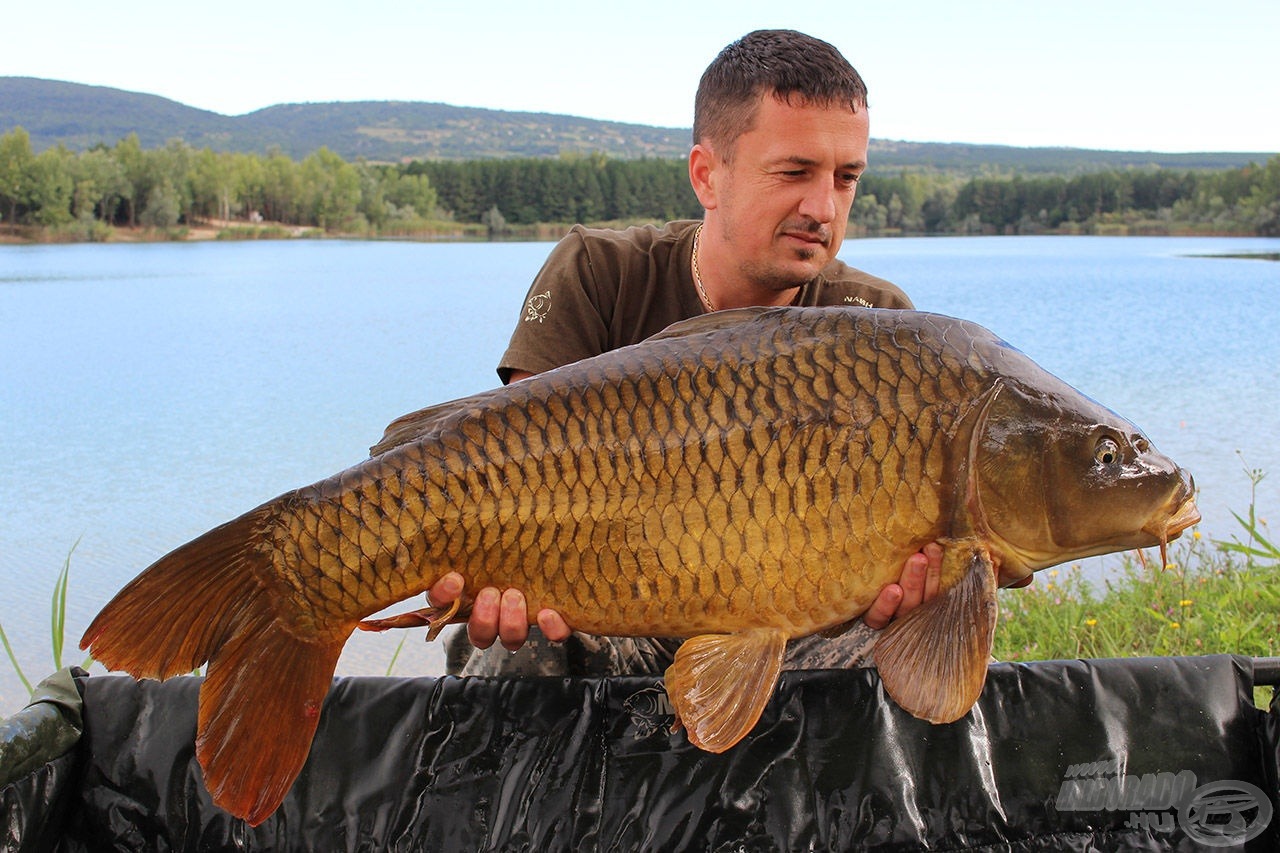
[
  {"xmin": 2, "ymin": 77, "xmax": 1274, "ymax": 171},
  {"xmin": 0, "ymin": 77, "xmax": 690, "ymax": 161}
]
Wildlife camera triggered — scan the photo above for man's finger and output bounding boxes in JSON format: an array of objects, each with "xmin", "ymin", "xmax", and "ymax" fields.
[
  {"xmin": 498, "ymin": 588, "xmax": 530, "ymax": 651},
  {"xmin": 862, "ymin": 583, "xmax": 903, "ymax": 630},
  {"xmin": 468, "ymin": 587, "xmax": 501, "ymax": 649},
  {"xmin": 536, "ymin": 608, "xmax": 572, "ymax": 642}
]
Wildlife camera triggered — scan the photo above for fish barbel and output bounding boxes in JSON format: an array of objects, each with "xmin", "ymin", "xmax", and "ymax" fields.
[{"xmin": 81, "ymin": 306, "xmax": 1199, "ymax": 825}]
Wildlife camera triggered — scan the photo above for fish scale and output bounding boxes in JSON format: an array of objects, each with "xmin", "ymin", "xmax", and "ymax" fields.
[
  {"xmin": 81, "ymin": 305, "xmax": 1198, "ymax": 825},
  {"xmin": 262, "ymin": 310, "xmax": 958, "ymax": 639}
]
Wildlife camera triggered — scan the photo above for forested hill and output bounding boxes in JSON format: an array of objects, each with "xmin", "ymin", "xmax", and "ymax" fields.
[
  {"xmin": 2, "ymin": 76, "xmax": 1274, "ymax": 172},
  {"xmin": 1, "ymin": 78, "xmax": 689, "ymax": 161}
]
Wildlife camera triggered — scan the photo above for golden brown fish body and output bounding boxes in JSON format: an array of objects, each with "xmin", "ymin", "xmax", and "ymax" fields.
[{"xmin": 81, "ymin": 306, "xmax": 1199, "ymax": 825}]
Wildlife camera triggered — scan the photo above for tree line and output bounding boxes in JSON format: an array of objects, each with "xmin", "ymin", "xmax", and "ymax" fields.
[{"xmin": 1, "ymin": 126, "xmax": 1277, "ymax": 239}]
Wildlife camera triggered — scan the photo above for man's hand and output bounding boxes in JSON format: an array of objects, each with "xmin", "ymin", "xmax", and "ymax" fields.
[
  {"xmin": 429, "ymin": 542, "xmax": 951, "ymax": 653},
  {"xmin": 427, "ymin": 572, "xmax": 571, "ymax": 651},
  {"xmin": 860, "ymin": 542, "xmax": 943, "ymax": 629}
]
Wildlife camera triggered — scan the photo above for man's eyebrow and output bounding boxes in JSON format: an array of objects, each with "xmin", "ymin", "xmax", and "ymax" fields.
[{"xmin": 768, "ymin": 155, "xmax": 867, "ymax": 170}]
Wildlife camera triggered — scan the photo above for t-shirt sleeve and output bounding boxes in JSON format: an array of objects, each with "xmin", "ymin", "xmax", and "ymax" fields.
[{"xmin": 496, "ymin": 228, "xmax": 614, "ymax": 384}]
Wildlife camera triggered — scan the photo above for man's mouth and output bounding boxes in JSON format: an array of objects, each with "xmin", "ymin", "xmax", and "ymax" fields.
[{"xmin": 780, "ymin": 221, "xmax": 831, "ymax": 246}]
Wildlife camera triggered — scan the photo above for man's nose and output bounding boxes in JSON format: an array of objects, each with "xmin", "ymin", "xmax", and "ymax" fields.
[{"xmin": 797, "ymin": 181, "xmax": 837, "ymax": 222}]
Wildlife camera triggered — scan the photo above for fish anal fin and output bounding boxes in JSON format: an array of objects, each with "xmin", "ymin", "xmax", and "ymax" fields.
[
  {"xmin": 197, "ymin": 610, "xmax": 347, "ymax": 826},
  {"xmin": 357, "ymin": 596, "xmax": 470, "ymax": 641},
  {"xmin": 875, "ymin": 547, "xmax": 998, "ymax": 724},
  {"xmin": 664, "ymin": 627, "xmax": 788, "ymax": 753}
]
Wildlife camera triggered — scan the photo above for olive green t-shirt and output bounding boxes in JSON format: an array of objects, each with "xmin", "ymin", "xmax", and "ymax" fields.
[{"xmin": 497, "ymin": 220, "xmax": 913, "ymax": 383}]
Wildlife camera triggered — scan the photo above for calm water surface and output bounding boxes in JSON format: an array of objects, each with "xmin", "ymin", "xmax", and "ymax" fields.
[{"xmin": 2, "ymin": 235, "xmax": 1278, "ymax": 716}]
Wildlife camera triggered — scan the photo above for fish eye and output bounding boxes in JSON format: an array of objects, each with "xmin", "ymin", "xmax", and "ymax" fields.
[{"xmin": 1094, "ymin": 437, "xmax": 1121, "ymax": 466}]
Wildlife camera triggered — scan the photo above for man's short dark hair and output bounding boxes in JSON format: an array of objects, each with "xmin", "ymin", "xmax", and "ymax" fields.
[{"xmin": 693, "ymin": 29, "xmax": 868, "ymax": 157}]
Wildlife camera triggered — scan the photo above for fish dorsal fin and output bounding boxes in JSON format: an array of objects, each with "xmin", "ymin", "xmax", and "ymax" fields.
[
  {"xmin": 874, "ymin": 546, "xmax": 998, "ymax": 724},
  {"xmin": 370, "ymin": 399, "xmax": 472, "ymax": 456},
  {"xmin": 664, "ymin": 627, "xmax": 788, "ymax": 753},
  {"xmin": 644, "ymin": 306, "xmax": 778, "ymax": 343}
]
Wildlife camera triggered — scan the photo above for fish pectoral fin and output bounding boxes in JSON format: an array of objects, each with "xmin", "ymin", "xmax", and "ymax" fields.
[
  {"xmin": 664, "ymin": 628, "xmax": 788, "ymax": 753},
  {"xmin": 874, "ymin": 547, "xmax": 998, "ymax": 724},
  {"xmin": 357, "ymin": 596, "xmax": 471, "ymax": 642}
]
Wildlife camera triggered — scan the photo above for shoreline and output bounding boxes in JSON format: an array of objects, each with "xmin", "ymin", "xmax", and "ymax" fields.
[{"xmin": 1, "ymin": 219, "xmax": 1271, "ymax": 246}]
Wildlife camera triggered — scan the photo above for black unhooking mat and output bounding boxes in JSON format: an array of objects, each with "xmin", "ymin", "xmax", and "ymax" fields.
[{"xmin": 3, "ymin": 655, "xmax": 1279, "ymax": 851}]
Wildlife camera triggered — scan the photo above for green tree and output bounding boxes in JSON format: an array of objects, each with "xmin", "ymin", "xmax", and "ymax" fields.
[
  {"xmin": 300, "ymin": 147, "xmax": 361, "ymax": 231},
  {"xmin": 113, "ymin": 133, "xmax": 148, "ymax": 227},
  {"xmin": 260, "ymin": 150, "xmax": 301, "ymax": 224},
  {"xmin": 850, "ymin": 193, "xmax": 887, "ymax": 233},
  {"xmin": 385, "ymin": 172, "xmax": 438, "ymax": 219},
  {"xmin": 28, "ymin": 145, "xmax": 75, "ymax": 227},
  {"xmin": 0, "ymin": 127, "xmax": 35, "ymax": 226},
  {"xmin": 141, "ymin": 180, "xmax": 181, "ymax": 228},
  {"xmin": 74, "ymin": 147, "xmax": 128, "ymax": 224},
  {"xmin": 144, "ymin": 140, "xmax": 195, "ymax": 225},
  {"xmin": 191, "ymin": 148, "xmax": 241, "ymax": 223}
]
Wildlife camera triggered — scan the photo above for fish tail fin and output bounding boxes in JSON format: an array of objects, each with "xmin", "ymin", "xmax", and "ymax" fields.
[
  {"xmin": 79, "ymin": 504, "xmax": 348, "ymax": 826},
  {"xmin": 80, "ymin": 506, "xmax": 283, "ymax": 678},
  {"xmin": 198, "ymin": 607, "xmax": 345, "ymax": 825}
]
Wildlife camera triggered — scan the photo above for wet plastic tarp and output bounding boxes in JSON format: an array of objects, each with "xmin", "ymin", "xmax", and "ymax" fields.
[{"xmin": 3, "ymin": 654, "xmax": 1279, "ymax": 851}]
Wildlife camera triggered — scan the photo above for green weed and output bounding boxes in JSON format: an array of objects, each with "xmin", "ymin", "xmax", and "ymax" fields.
[{"xmin": 0, "ymin": 539, "xmax": 93, "ymax": 699}]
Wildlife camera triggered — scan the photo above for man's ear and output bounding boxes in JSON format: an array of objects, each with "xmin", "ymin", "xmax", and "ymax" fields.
[{"xmin": 688, "ymin": 144, "xmax": 719, "ymax": 210}]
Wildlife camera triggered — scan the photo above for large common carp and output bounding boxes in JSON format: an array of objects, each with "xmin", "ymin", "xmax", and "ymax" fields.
[{"xmin": 81, "ymin": 306, "xmax": 1198, "ymax": 825}]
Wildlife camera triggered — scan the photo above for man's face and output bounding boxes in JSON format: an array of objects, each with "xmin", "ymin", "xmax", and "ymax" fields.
[{"xmin": 699, "ymin": 94, "xmax": 868, "ymax": 294}]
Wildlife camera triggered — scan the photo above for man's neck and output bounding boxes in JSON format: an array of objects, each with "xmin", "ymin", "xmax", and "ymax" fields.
[{"xmin": 694, "ymin": 226, "xmax": 801, "ymax": 310}]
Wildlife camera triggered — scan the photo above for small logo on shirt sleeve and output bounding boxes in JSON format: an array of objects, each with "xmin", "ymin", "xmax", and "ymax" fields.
[
  {"xmin": 524, "ymin": 290, "xmax": 552, "ymax": 323},
  {"xmin": 844, "ymin": 295, "xmax": 873, "ymax": 307}
]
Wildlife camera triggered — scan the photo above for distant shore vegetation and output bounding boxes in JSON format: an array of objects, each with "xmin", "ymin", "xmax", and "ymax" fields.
[{"xmin": 1, "ymin": 127, "xmax": 1278, "ymax": 243}]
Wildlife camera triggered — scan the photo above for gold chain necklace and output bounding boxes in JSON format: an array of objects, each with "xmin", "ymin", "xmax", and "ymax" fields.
[{"xmin": 691, "ymin": 223, "xmax": 715, "ymax": 312}]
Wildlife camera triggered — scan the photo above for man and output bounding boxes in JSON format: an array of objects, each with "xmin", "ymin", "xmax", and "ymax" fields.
[{"xmin": 430, "ymin": 29, "xmax": 944, "ymax": 676}]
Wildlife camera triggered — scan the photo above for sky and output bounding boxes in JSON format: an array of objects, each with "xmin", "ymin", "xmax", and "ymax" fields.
[{"xmin": 3, "ymin": 0, "xmax": 1277, "ymax": 154}]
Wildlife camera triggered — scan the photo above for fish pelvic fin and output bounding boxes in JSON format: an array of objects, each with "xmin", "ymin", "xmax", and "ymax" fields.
[
  {"xmin": 874, "ymin": 547, "xmax": 998, "ymax": 724},
  {"xmin": 79, "ymin": 503, "xmax": 348, "ymax": 826},
  {"xmin": 664, "ymin": 627, "xmax": 788, "ymax": 753}
]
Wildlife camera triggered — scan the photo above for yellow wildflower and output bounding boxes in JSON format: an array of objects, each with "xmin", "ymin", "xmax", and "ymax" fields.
[
  {"xmin": 1085, "ymin": 618, "xmax": 1098, "ymax": 627},
  {"xmin": 1179, "ymin": 599, "xmax": 1193, "ymax": 608},
  {"xmin": 1170, "ymin": 622, "xmax": 1181, "ymax": 630}
]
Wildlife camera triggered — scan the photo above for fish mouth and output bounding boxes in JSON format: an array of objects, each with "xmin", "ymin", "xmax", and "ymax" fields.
[{"xmin": 1141, "ymin": 474, "xmax": 1200, "ymax": 568}]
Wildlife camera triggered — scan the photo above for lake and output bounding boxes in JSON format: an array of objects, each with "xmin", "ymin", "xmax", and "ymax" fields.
[{"xmin": 2, "ymin": 234, "xmax": 1278, "ymax": 717}]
